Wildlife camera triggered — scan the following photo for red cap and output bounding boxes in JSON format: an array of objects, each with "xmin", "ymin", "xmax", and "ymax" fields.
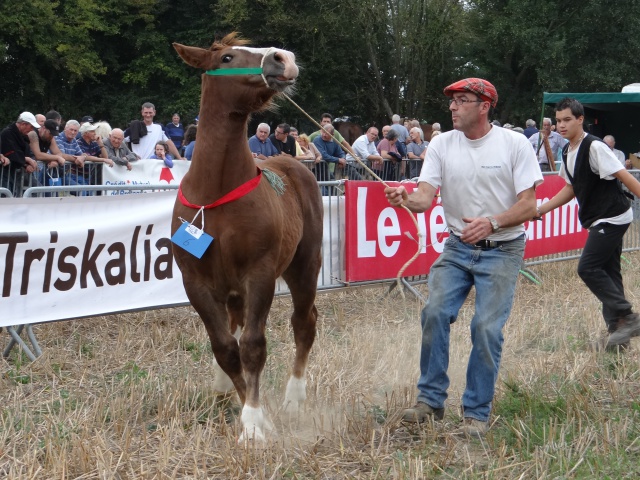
[{"xmin": 443, "ymin": 78, "xmax": 498, "ymax": 107}]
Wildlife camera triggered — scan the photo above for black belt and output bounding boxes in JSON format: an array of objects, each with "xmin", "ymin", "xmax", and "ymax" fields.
[
  {"xmin": 451, "ymin": 232, "xmax": 508, "ymax": 249},
  {"xmin": 473, "ymin": 239, "xmax": 504, "ymax": 249}
]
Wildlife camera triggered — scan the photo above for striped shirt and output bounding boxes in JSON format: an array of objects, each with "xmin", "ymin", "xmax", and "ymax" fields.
[{"xmin": 55, "ymin": 133, "xmax": 83, "ymax": 156}]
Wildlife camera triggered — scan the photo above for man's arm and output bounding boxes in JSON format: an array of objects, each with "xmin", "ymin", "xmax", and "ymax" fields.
[
  {"xmin": 614, "ymin": 169, "xmax": 640, "ymax": 197},
  {"xmin": 314, "ymin": 140, "xmax": 340, "ymax": 163},
  {"xmin": 95, "ymin": 136, "xmax": 109, "ymax": 160},
  {"xmin": 104, "ymin": 143, "xmax": 133, "ymax": 170},
  {"xmin": 407, "ymin": 144, "xmax": 420, "ymax": 159},
  {"xmin": 48, "ymin": 139, "xmax": 67, "ymax": 166},
  {"xmin": 27, "ymin": 131, "xmax": 65, "ymax": 166},
  {"xmin": 84, "ymin": 150, "xmax": 113, "ymax": 166},
  {"xmin": 165, "ymin": 139, "xmax": 183, "ymax": 160},
  {"xmin": 385, "ymin": 181, "xmax": 437, "ymax": 213},
  {"xmin": 460, "ymin": 186, "xmax": 538, "ymax": 244},
  {"xmin": 332, "ymin": 143, "xmax": 346, "ymax": 166},
  {"xmin": 537, "ymin": 183, "xmax": 575, "ymax": 217}
]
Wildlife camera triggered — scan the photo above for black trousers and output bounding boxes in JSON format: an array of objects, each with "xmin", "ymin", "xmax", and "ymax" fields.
[{"xmin": 578, "ymin": 222, "xmax": 632, "ymax": 331}]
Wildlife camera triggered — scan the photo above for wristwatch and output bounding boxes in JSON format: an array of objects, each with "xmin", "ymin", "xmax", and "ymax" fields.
[{"xmin": 487, "ymin": 216, "xmax": 501, "ymax": 233}]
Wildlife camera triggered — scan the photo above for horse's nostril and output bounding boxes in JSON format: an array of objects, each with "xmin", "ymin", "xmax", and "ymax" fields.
[{"xmin": 273, "ymin": 52, "xmax": 283, "ymax": 62}]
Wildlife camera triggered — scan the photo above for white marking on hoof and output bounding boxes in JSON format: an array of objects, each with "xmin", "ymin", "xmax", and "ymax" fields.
[
  {"xmin": 238, "ymin": 405, "xmax": 269, "ymax": 444},
  {"xmin": 283, "ymin": 376, "xmax": 306, "ymax": 413}
]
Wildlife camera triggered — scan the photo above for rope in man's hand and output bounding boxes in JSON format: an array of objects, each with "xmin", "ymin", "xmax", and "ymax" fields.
[{"xmin": 282, "ymin": 93, "xmax": 424, "ymax": 296}]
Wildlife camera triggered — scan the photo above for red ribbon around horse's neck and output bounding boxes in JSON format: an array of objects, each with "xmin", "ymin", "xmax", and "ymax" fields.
[{"xmin": 178, "ymin": 168, "xmax": 262, "ymax": 209}]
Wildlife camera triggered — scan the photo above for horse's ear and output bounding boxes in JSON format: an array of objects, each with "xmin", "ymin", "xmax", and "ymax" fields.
[{"xmin": 173, "ymin": 43, "xmax": 213, "ymax": 70}]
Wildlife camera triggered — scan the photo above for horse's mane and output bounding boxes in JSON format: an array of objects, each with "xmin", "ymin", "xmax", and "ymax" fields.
[{"xmin": 210, "ymin": 32, "xmax": 251, "ymax": 51}]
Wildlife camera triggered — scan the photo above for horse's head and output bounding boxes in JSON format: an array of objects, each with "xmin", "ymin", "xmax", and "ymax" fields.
[{"xmin": 173, "ymin": 33, "xmax": 298, "ymax": 95}]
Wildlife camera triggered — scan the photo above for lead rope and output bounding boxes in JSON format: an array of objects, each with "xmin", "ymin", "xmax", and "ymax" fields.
[
  {"xmin": 282, "ymin": 93, "xmax": 425, "ymax": 298},
  {"xmin": 260, "ymin": 47, "xmax": 276, "ymax": 88}
]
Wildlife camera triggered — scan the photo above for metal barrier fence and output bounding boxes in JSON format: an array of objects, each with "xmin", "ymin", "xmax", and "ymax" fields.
[
  {"xmin": 300, "ymin": 158, "xmax": 424, "ymax": 183},
  {"xmin": 1, "ymin": 161, "xmax": 108, "ymax": 198},
  {"xmin": 3, "ymin": 159, "xmax": 424, "ymax": 199}
]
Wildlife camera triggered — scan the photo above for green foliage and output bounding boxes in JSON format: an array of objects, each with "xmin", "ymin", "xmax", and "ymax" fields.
[
  {"xmin": 114, "ymin": 361, "xmax": 148, "ymax": 384},
  {"xmin": 0, "ymin": 0, "xmax": 639, "ymax": 129}
]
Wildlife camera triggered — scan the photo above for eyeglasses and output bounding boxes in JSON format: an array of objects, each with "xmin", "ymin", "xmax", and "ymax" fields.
[
  {"xmin": 448, "ymin": 98, "xmax": 485, "ymax": 106},
  {"xmin": 275, "ymin": 130, "xmax": 285, "ymax": 135}
]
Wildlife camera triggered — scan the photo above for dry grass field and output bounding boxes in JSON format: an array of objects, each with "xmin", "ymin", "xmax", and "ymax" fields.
[{"xmin": 2, "ymin": 253, "xmax": 640, "ymax": 479}]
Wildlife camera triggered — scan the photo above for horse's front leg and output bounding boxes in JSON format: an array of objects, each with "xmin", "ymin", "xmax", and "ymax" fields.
[
  {"xmin": 183, "ymin": 280, "xmax": 247, "ymax": 404},
  {"xmin": 237, "ymin": 281, "xmax": 276, "ymax": 444}
]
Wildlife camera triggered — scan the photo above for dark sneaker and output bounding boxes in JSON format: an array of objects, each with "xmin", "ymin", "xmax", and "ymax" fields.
[
  {"xmin": 607, "ymin": 313, "xmax": 640, "ymax": 346},
  {"xmin": 452, "ymin": 417, "xmax": 489, "ymax": 438},
  {"xmin": 401, "ymin": 402, "xmax": 445, "ymax": 422}
]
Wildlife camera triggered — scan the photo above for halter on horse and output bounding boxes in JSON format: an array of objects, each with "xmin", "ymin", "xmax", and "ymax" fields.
[{"xmin": 171, "ymin": 33, "xmax": 323, "ymax": 443}]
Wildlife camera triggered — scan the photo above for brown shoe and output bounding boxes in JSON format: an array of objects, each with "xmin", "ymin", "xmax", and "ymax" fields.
[
  {"xmin": 401, "ymin": 402, "xmax": 445, "ymax": 422},
  {"xmin": 607, "ymin": 312, "xmax": 640, "ymax": 346},
  {"xmin": 452, "ymin": 417, "xmax": 489, "ymax": 438}
]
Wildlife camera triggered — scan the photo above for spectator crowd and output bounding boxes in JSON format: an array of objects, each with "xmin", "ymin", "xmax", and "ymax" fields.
[{"xmin": 1, "ymin": 102, "xmax": 634, "ymax": 198}]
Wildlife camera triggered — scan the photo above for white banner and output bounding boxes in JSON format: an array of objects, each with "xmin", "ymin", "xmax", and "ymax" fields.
[
  {"xmin": 102, "ymin": 159, "xmax": 191, "ymax": 194},
  {"xmin": 0, "ymin": 192, "xmax": 343, "ymax": 327}
]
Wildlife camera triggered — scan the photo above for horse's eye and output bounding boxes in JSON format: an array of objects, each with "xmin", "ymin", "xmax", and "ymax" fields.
[{"xmin": 221, "ymin": 55, "xmax": 233, "ymax": 63}]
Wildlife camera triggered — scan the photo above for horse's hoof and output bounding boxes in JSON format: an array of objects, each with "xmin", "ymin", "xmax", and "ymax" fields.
[
  {"xmin": 239, "ymin": 405, "xmax": 273, "ymax": 445},
  {"xmin": 238, "ymin": 426, "xmax": 267, "ymax": 445},
  {"xmin": 283, "ymin": 376, "xmax": 306, "ymax": 413}
]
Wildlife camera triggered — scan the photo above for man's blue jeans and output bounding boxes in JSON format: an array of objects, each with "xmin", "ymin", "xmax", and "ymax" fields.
[{"xmin": 417, "ymin": 233, "xmax": 525, "ymax": 422}]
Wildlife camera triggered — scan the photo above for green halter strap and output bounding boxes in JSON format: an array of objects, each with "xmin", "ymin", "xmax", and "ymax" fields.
[{"xmin": 204, "ymin": 67, "xmax": 263, "ymax": 76}]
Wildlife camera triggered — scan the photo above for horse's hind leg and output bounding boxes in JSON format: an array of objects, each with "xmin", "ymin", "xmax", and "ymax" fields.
[{"xmin": 281, "ymin": 254, "xmax": 321, "ymax": 413}]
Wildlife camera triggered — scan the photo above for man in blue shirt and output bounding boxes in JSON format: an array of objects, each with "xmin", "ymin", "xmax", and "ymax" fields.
[
  {"xmin": 55, "ymin": 120, "xmax": 89, "ymax": 193},
  {"xmin": 313, "ymin": 124, "xmax": 345, "ymax": 193},
  {"xmin": 165, "ymin": 113, "xmax": 184, "ymax": 152},
  {"xmin": 248, "ymin": 123, "xmax": 278, "ymax": 160}
]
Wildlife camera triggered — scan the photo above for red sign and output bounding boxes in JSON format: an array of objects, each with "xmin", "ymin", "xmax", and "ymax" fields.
[{"xmin": 344, "ymin": 176, "xmax": 587, "ymax": 282}]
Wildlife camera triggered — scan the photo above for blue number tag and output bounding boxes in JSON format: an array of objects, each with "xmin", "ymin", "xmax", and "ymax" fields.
[{"xmin": 171, "ymin": 223, "xmax": 213, "ymax": 259}]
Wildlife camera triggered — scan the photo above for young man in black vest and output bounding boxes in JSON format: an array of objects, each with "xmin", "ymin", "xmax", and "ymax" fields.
[{"xmin": 537, "ymin": 97, "xmax": 640, "ymax": 350}]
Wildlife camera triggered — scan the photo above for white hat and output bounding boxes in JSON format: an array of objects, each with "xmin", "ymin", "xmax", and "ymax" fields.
[
  {"xmin": 17, "ymin": 112, "xmax": 40, "ymax": 129},
  {"xmin": 79, "ymin": 122, "xmax": 98, "ymax": 134}
]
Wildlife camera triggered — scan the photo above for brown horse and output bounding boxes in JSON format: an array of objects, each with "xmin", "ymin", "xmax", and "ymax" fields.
[
  {"xmin": 171, "ymin": 33, "xmax": 323, "ymax": 443},
  {"xmin": 335, "ymin": 121, "xmax": 363, "ymax": 145}
]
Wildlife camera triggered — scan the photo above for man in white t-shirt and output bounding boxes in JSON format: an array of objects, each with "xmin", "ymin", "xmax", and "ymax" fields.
[
  {"xmin": 538, "ymin": 98, "xmax": 640, "ymax": 351},
  {"xmin": 385, "ymin": 78, "xmax": 542, "ymax": 438},
  {"xmin": 128, "ymin": 102, "xmax": 184, "ymax": 160}
]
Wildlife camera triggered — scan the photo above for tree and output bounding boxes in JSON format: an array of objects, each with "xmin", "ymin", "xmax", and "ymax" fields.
[{"xmin": 463, "ymin": 0, "xmax": 640, "ymax": 124}]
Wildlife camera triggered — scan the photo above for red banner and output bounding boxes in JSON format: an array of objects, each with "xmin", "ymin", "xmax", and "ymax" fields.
[{"xmin": 344, "ymin": 176, "xmax": 586, "ymax": 282}]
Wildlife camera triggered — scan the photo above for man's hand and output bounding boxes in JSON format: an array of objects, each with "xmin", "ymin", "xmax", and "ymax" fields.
[
  {"xmin": 126, "ymin": 162, "xmax": 133, "ymax": 171},
  {"xmin": 460, "ymin": 216, "xmax": 493, "ymax": 244},
  {"xmin": 74, "ymin": 154, "xmax": 86, "ymax": 167},
  {"xmin": 385, "ymin": 185, "xmax": 408, "ymax": 207},
  {"xmin": 25, "ymin": 157, "xmax": 37, "ymax": 173},
  {"xmin": 0, "ymin": 154, "xmax": 9, "ymax": 167},
  {"xmin": 338, "ymin": 157, "xmax": 346, "ymax": 166}
]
